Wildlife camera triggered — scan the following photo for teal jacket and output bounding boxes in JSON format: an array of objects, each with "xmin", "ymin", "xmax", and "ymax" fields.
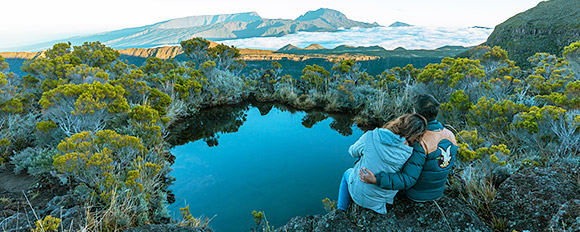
[{"xmin": 374, "ymin": 120, "xmax": 458, "ymax": 202}]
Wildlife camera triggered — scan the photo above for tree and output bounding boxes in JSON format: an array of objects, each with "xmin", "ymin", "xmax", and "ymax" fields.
[
  {"xmin": 21, "ymin": 42, "xmax": 80, "ymax": 89},
  {"xmin": 331, "ymin": 59, "xmax": 372, "ymax": 85},
  {"xmin": 180, "ymin": 38, "xmax": 211, "ymax": 67},
  {"xmin": 299, "ymin": 64, "xmax": 330, "ymax": 92},
  {"xmin": 39, "ymin": 82, "xmax": 129, "ymax": 136},
  {"xmin": 72, "ymin": 41, "xmax": 120, "ymax": 70},
  {"xmin": 0, "ymin": 57, "xmax": 34, "ymax": 162},
  {"xmin": 208, "ymin": 43, "xmax": 245, "ymax": 72},
  {"xmin": 21, "ymin": 42, "xmax": 121, "ymax": 92},
  {"xmin": 416, "ymin": 57, "xmax": 485, "ymax": 102},
  {"xmin": 110, "ymin": 69, "xmax": 149, "ymax": 104}
]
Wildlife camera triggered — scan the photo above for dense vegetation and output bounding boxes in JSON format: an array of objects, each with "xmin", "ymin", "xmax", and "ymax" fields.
[{"xmin": 1, "ymin": 37, "xmax": 579, "ymax": 231}]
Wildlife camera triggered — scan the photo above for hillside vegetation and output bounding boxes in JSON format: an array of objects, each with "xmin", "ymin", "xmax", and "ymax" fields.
[
  {"xmin": 0, "ymin": 37, "xmax": 579, "ymax": 231},
  {"xmin": 484, "ymin": 0, "xmax": 580, "ymax": 67}
]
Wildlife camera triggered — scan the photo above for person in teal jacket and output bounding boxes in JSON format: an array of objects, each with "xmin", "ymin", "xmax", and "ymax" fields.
[{"xmin": 359, "ymin": 94, "xmax": 458, "ymax": 202}]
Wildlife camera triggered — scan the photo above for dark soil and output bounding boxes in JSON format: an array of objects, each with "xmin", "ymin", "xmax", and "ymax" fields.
[{"xmin": 0, "ymin": 165, "xmax": 67, "ymax": 226}]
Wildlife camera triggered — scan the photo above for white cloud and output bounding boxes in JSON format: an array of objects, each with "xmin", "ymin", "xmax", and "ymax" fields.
[{"xmin": 217, "ymin": 26, "xmax": 493, "ymax": 50}]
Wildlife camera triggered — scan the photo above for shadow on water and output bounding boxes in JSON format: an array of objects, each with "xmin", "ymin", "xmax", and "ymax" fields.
[{"xmin": 167, "ymin": 102, "xmax": 364, "ymax": 148}]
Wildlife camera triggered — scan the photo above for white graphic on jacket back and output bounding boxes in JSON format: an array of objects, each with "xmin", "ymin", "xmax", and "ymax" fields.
[{"xmin": 437, "ymin": 145, "xmax": 452, "ymax": 168}]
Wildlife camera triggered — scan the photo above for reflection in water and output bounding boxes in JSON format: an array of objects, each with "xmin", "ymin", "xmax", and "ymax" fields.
[
  {"xmin": 301, "ymin": 111, "xmax": 355, "ymax": 136},
  {"xmin": 329, "ymin": 114, "xmax": 356, "ymax": 136},
  {"xmin": 167, "ymin": 103, "xmax": 250, "ymax": 147},
  {"xmin": 254, "ymin": 102, "xmax": 274, "ymax": 116},
  {"xmin": 167, "ymin": 102, "xmax": 361, "ymax": 147},
  {"xmin": 302, "ymin": 112, "xmax": 329, "ymax": 129},
  {"xmin": 169, "ymin": 104, "xmax": 365, "ymax": 232}
]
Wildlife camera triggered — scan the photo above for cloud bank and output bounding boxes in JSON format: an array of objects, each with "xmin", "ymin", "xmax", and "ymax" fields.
[{"xmin": 217, "ymin": 26, "xmax": 493, "ymax": 50}]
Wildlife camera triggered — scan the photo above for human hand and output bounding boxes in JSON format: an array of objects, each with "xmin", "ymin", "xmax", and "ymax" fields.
[{"xmin": 359, "ymin": 167, "xmax": 376, "ymax": 184}]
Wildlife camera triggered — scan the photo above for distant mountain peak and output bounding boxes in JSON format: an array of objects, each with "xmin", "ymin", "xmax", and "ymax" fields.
[
  {"xmin": 295, "ymin": 8, "xmax": 346, "ymax": 21},
  {"xmin": 278, "ymin": 44, "xmax": 299, "ymax": 51},
  {"xmin": 294, "ymin": 8, "xmax": 378, "ymax": 30},
  {"xmin": 304, "ymin": 44, "xmax": 325, "ymax": 50},
  {"xmin": 389, "ymin": 21, "xmax": 412, "ymax": 27},
  {"xmin": 278, "ymin": 44, "xmax": 325, "ymax": 51}
]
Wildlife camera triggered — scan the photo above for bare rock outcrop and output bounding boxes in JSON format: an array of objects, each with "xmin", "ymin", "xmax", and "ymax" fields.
[
  {"xmin": 492, "ymin": 165, "xmax": 580, "ymax": 232},
  {"xmin": 276, "ymin": 193, "xmax": 491, "ymax": 232}
]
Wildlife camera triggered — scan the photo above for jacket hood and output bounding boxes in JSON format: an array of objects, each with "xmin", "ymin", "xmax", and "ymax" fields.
[
  {"xmin": 427, "ymin": 120, "xmax": 444, "ymax": 131},
  {"xmin": 376, "ymin": 128, "xmax": 406, "ymax": 146}
]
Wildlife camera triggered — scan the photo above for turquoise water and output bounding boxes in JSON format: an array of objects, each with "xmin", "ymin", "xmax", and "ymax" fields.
[{"xmin": 169, "ymin": 103, "xmax": 364, "ymax": 232}]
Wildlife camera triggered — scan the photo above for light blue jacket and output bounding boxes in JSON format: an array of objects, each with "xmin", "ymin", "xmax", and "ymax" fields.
[{"xmin": 347, "ymin": 128, "xmax": 413, "ymax": 214}]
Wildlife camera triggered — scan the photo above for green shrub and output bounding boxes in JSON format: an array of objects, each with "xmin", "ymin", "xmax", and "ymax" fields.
[
  {"xmin": 322, "ymin": 198, "xmax": 337, "ymax": 212},
  {"xmin": 456, "ymin": 130, "xmax": 509, "ymax": 166},
  {"xmin": 512, "ymin": 105, "xmax": 567, "ymax": 134},
  {"xmin": 511, "ymin": 106, "xmax": 579, "ymax": 160},
  {"xmin": 524, "ymin": 53, "xmax": 574, "ymax": 96},
  {"xmin": 467, "ymin": 97, "xmax": 528, "ymax": 136},
  {"xmin": 32, "ymin": 215, "xmax": 61, "ymax": 232},
  {"xmin": 10, "ymin": 147, "xmax": 56, "ymax": 176},
  {"xmin": 299, "ymin": 64, "xmax": 331, "ymax": 93},
  {"xmin": 126, "ymin": 105, "xmax": 167, "ymax": 147},
  {"xmin": 53, "ymin": 130, "xmax": 171, "ymax": 228},
  {"xmin": 538, "ymin": 80, "xmax": 580, "ymax": 109},
  {"xmin": 39, "ymin": 82, "xmax": 129, "ymax": 135},
  {"xmin": 440, "ymin": 90, "xmax": 472, "ymax": 126}
]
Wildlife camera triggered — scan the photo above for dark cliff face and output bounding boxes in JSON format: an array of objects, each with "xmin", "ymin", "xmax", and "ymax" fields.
[{"xmin": 484, "ymin": 0, "xmax": 580, "ymax": 67}]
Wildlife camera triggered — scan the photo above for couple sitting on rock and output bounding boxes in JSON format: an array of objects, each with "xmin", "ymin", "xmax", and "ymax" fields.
[{"xmin": 338, "ymin": 94, "xmax": 458, "ymax": 214}]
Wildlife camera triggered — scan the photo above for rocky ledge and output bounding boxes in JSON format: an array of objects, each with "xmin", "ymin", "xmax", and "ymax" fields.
[
  {"xmin": 492, "ymin": 164, "xmax": 580, "ymax": 232},
  {"xmin": 276, "ymin": 193, "xmax": 490, "ymax": 232},
  {"xmin": 276, "ymin": 164, "xmax": 580, "ymax": 232}
]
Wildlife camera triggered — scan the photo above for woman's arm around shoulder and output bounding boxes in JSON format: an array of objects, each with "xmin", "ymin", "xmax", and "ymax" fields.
[{"xmin": 374, "ymin": 143, "xmax": 427, "ymax": 190}]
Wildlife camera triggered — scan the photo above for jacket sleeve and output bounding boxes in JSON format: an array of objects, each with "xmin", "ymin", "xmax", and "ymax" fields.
[
  {"xmin": 348, "ymin": 132, "xmax": 368, "ymax": 158},
  {"xmin": 375, "ymin": 143, "xmax": 426, "ymax": 190}
]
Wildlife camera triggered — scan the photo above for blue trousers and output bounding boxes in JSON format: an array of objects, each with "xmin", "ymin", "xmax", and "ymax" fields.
[{"xmin": 337, "ymin": 168, "xmax": 353, "ymax": 211}]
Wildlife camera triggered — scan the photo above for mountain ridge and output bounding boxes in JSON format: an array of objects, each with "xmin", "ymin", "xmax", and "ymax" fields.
[
  {"xmin": 152, "ymin": 12, "xmax": 262, "ymax": 29},
  {"xmin": 5, "ymin": 8, "xmax": 378, "ymax": 52}
]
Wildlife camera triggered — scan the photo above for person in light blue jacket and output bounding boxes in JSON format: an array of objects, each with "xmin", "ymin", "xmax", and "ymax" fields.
[
  {"xmin": 359, "ymin": 94, "xmax": 458, "ymax": 202},
  {"xmin": 337, "ymin": 113, "xmax": 427, "ymax": 214}
]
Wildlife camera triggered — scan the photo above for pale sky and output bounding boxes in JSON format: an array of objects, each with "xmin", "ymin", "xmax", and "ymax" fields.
[{"xmin": 0, "ymin": 0, "xmax": 545, "ymax": 49}]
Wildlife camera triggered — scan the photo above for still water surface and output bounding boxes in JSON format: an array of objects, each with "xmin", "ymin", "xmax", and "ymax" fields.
[{"xmin": 169, "ymin": 103, "xmax": 364, "ymax": 232}]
